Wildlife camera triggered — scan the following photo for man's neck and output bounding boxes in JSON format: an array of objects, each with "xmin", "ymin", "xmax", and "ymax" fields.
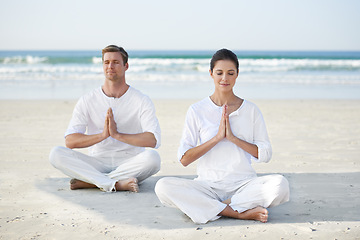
[{"xmin": 102, "ymin": 80, "xmax": 129, "ymax": 98}]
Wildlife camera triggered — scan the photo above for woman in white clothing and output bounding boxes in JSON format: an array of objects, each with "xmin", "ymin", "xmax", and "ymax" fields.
[{"xmin": 155, "ymin": 49, "xmax": 289, "ymax": 224}]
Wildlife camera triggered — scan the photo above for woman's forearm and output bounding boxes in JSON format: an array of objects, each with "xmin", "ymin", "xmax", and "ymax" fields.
[
  {"xmin": 180, "ymin": 136, "xmax": 221, "ymax": 167},
  {"xmin": 227, "ymin": 135, "xmax": 258, "ymax": 158}
]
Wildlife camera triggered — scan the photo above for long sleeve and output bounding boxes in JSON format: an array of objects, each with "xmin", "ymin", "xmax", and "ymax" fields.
[
  {"xmin": 177, "ymin": 107, "xmax": 199, "ymax": 161},
  {"xmin": 251, "ymin": 110, "xmax": 272, "ymax": 163},
  {"xmin": 64, "ymin": 97, "xmax": 88, "ymax": 137},
  {"xmin": 140, "ymin": 96, "xmax": 161, "ymax": 149}
]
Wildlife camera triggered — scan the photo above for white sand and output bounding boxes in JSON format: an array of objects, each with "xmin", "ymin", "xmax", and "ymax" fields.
[{"xmin": 0, "ymin": 99, "xmax": 359, "ymax": 239}]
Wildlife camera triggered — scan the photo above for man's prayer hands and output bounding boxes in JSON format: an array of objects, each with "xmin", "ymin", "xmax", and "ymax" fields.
[
  {"xmin": 102, "ymin": 108, "xmax": 118, "ymax": 139},
  {"xmin": 107, "ymin": 108, "xmax": 119, "ymax": 138}
]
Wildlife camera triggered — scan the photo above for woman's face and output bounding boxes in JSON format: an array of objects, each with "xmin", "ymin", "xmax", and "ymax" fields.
[{"xmin": 210, "ymin": 60, "xmax": 238, "ymax": 93}]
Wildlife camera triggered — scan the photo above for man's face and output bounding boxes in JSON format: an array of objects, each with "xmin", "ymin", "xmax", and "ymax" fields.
[{"xmin": 103, "ymin": 52, "xmax": 128, "ymax": 82}]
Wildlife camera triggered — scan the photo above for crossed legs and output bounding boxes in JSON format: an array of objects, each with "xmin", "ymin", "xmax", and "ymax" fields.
[
  {"xmin": 155, "ymin": 174, "xmax": 289, "ymax": 224},
  {"xmin": 69, "ymin": 178, "xmax": 139, "ymax": 192},
  {"xmin": 219, "ymin": 199, "xmax": 268, "ymax": 223},
  {"xmin": 50, "ymin": 146, "xmax": 160, "ymax": 192}
]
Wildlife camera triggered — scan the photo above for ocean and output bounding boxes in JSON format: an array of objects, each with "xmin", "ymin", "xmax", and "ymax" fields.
[{"xmin": 1, "ymin": 50, "xmax": 360, "ymax": 100}]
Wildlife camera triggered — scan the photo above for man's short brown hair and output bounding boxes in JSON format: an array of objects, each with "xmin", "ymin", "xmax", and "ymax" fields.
[{"xmin": 102, "ymin": 45, "xmax": 128, "ymax": 65}]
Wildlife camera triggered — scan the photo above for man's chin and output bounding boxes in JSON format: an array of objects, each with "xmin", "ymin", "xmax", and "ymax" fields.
[{"xmin": 106, "ymin": 76, "xmax": 118, "ymax": 81}]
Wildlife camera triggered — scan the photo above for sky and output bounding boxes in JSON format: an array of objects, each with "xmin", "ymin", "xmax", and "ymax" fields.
[{"xmin": 0, "ymin": 0, "xmax": 359, "ymax": 51}]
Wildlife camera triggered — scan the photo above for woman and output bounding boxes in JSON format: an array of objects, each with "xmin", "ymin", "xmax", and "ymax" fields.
[{"xmin": 155, "ymin": 49, "xmax": 289, "ymax": 224}]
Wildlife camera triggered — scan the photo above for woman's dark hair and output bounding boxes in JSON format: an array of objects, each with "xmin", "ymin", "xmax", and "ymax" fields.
[{"xmin": 210, "ymin": 49, "xmax": 239, "ymax": 73}]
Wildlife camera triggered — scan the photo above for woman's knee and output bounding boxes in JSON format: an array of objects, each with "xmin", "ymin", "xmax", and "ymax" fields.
[
  {"xmin": 155, "ymin": 177, "xmax": 182, "ymax": 207},
  {"xmin": 155, "ymin": 177, "xmax": 175, "ymax": 196}
]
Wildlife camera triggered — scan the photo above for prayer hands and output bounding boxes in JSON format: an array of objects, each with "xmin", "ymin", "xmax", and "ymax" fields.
[
  {"xmin": 216, "ymin": 105, "xmax": 235, "ymax": 142},
  {"xmin": 102, "ymin": 108, "xmax": 118, "ymax": 139},
  {"xmin": 107, "ymin": 108, "xmax": 118, "ymax": 137},
  {"xmin": 102, "ymin": 111, "xmax": 111, "ymax": 139}
]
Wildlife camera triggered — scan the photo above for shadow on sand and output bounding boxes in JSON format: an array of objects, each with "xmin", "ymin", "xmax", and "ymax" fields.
[{"xmin": 37, "ymin": 172, "xmax": 360, "ymax": 229}]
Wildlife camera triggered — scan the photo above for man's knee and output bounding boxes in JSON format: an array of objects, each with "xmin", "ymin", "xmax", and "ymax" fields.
[
  {"xmin": 279, "ymin": 175, "xmax": 290, "ymax": 201},
  {"xmin": 270, "ymin": 174, "xmax": 290, "ymax": 204},
  {"xmin": 49, "ymin": 146, "xmax": 69, "ymax": 168},
  {"xmin": 143, "ymin": 150, "xmax": 161, "ymax": 173}
]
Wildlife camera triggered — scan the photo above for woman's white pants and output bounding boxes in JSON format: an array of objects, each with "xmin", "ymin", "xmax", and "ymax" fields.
[{"xmin": 155, "ymin": 175, "xmax": 289, "ymax": 224}]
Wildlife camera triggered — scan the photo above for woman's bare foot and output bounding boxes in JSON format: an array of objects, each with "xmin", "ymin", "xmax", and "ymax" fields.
[
  {"xmin": 237, "ymin": 206, "xmax": 268, "ymax": 223},
  {"xmin": 115, "ymin": 178, "xmax": 139, "ymax": 192},
  {"xmin": 219, "ymin": 206, "xmax": 268, "ymax": 223},
  {"xmin": 70, "ymin": 179, "xmax": 97, "ymax": 190}
]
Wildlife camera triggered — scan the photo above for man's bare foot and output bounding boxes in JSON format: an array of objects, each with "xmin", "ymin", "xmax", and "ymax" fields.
[
  {"xmin": 115, "ymin": 178, "xmax": 139, "ymax": 192},
  {"xmin": 237, "ymin": 206, "xmax": 268, "ymax": 223},
  {"xmin": 70, "ymin": 179, "xmax": 97, "ymax": 190}
]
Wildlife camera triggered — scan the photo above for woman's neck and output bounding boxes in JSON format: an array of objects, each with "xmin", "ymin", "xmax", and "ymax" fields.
[{"xmin": 210, "ymin": 91, "xmax": 238, "ymax": 106}]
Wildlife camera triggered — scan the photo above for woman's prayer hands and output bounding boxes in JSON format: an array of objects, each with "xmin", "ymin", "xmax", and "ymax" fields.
[{"xmin": 216, "ymin": 105, "xmax": 235, "ymax": 142}]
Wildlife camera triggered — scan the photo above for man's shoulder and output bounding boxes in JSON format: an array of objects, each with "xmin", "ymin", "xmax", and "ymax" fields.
[
  {"xmin": 79, "ymin": 87, "xmax": 102, "ymax": 101},
  {"xmin": 127, "ymin": 86, "xmax": 152, "ymax": 102},
  {"xmin": 128, "ymin": 86, "xmax": 145, "ymax": 96},
  {"xmin": 73, "ymin": 88, "xmax": 102, "ymax": 109}
]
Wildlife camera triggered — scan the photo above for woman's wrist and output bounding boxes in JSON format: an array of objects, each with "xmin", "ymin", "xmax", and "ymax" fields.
[{"xmin": 227, "ymin": 134, "xmax": 237, "ymax": 143}]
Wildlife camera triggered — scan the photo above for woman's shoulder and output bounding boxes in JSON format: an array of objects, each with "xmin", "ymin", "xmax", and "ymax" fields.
[
  {"xmin": 242, "ymin": 99, "xmax": 259, "ymax": 110},
  {"xmin": 190, "ymin": 97, "xmax": 213, "ymax": 109},
  {"xmin": 241, "ymin": 99, "xmax": 264, "ymax": 119}
]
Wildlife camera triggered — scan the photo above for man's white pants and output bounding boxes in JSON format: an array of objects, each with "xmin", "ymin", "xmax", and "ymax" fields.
[
  {"xmin": 50, "ymin": 146, "xmax": 160, "ymax": 192},
  {"xmin": 155, "ymin": 175, "xmax": 289, "ymax": 224}
]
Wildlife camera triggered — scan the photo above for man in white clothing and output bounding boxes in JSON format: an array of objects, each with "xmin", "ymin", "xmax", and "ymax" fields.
[{"xmin": 49, "ymin": 45, "xmax": 161, "ymax": 192}]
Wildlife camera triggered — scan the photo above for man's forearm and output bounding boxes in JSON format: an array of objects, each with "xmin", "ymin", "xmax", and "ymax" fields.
[
  {"xmin": 65, "ymin": 133, "xmax": 106, "ymax": 149},
  {"xmin": 113, "ymin": 132, "xmax": 157, "ymax": 148}
]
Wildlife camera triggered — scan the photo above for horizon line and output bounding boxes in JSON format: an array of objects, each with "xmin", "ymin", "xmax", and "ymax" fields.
[{"xmin": 1, "ymin": 49, "xmax": 360, "ymax": 52}]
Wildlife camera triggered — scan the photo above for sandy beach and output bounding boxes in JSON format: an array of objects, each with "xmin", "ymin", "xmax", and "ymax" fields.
[{"xmin": 0, "ymin": 99, "xmax": 359, "ymax": 239}]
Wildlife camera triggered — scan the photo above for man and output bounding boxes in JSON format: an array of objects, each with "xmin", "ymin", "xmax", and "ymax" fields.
[{"xmin": 49, "ymin": 45, "xmax": 161, "ymax": 192}]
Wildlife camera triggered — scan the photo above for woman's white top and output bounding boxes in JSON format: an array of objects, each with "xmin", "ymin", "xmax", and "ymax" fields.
[{"xmin": 178, "ymin": 97, "xmax": 272, "ymax": 184}]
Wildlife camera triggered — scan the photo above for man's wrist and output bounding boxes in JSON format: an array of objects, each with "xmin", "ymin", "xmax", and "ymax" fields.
[
  {"xmin": 113, "ymin": 132, "xmax": 122, "ymax": 141},
  {"xmin": 100, "ymin": 132, "xmax": 108, "ymax": 141},
  {"xmin": 212, "ymin": 135, "xmax": 222, "ymax": 144}
]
